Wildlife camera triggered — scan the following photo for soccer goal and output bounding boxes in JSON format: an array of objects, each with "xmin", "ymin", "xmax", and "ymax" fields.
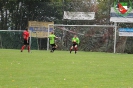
[
  {"xmin": 0, "ymin": 30, "xmax": 32, "ymax": 51},
  {"xmin": 48, "ymin": 24, "xmax": 116, "ymax": 53}
]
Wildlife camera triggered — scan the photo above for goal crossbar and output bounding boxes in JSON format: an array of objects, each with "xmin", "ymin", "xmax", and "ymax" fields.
[{"xmin": 53, "ymin": 24, "xmax": 115, "ymax": 27}]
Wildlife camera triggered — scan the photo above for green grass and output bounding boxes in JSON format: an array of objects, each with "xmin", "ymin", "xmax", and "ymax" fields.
[{"xmin": 0, "ymin": 49, "xmax": 133, "ymax": 88}]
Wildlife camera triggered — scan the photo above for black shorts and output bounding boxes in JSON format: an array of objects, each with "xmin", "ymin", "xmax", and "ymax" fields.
[
  {"xmin": 73, "ymin": 43, "xmax": 78, "ymax": 47},
  {"xmin": 24, "ymin": 39, "xmax": 29, "ymax": 45},
  {"xmin": 50, "ymin": 44, "xmax": 56, "ymax": 47}
]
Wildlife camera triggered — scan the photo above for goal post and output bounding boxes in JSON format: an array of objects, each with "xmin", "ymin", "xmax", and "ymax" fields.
[
  {"xmin": 48, "ymin": 24, "xmax": 116, "ymax": 53},
  {"xmin": 0, "ymin": 30, "xmax": 32, "ymax": 51}
]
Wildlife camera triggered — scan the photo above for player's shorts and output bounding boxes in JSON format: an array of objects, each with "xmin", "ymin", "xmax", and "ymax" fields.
[
  {"xmin": 73, "ymin": 43, "xmax": 78, "ymax": 47},
  {"xmin": 24, "ymin": 39, "xmax": 29, "ymax": 45},
  {"xmin": 50, "ymin": 44, "xmax": 56, "ymax": 47}
]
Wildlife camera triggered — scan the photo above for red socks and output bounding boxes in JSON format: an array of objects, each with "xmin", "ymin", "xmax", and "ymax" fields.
[
  {"xmin": 70, "ymin": 47, "xmax": 77, "ymax": 51},
  {"xmin": 21, "ymin": 45, "xmax": 25, "ymax": 51},
  {"xmin": 74, "ymin": 47, "xmax": 77, "ymax": 51},
  {"xmin": 21, "ymin": 45, "xmax": 30, "ymax": 52}
]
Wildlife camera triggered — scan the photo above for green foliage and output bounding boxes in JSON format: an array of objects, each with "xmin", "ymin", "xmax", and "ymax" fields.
[{"xmin": 0, "ymin": 0, "xmax": 64, "ymax": 30}]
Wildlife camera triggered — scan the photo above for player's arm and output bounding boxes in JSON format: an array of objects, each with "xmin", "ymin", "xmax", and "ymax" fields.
[
  {"xmin": 26, "ymin": 36, "xmax": 29, "ymax": 43},
  {"xmin": 77, "ymin": 38, "xmax": 80, "ymax": 44},
  {"xmin": 72, "ymin": 38, "xmax": 74, "ymax": 42},
  {"xmin": 27, "ymin": 36, "xmax": 29, "ymax": 42},
  {"xmin": 54, "ymin": 34, "xmax": 58, "ymax": 39},
  {"xmin": 55, "ymin": 36, "xmax": 58, "ymax": 39},
  {"xmin": 52, "ymin": 35, "xmax": 58, "ymax": 41},
  {"xmin": 47, "ymin": 35, "xmax": 51, "ymax": 39},
  {"xmin": 26, "ymin": 36, "xmax": 28, "ymax": 40}
]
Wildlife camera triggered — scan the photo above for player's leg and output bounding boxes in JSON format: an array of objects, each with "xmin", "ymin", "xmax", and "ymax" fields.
[
  {"xmin": 50, "ymin": 44, "xmax": 54, "ymax": 52},
  {"xmin": 70, "ymin": 45, "xmax": 74, "ymax": 53},
  {"xmin": 74, "ymin": 44, "xmax": 78, "ymax": 54},
  {"xmin": 21, "ymin": 45, "xmax": 26, "ymax": 52},
  {"xmin": 52, "ymin": 44, "xmax": 57, "ymax": 52},
  {"xmin": 21, "ymin": 39, "xmax": 27, "ymax": 52},
  {"xmin": 55, "ymin": 44, "xmax": 58, "ymax": 49},
  {"xmin": 54, "ymin": 44, "xmax": 57, "ymax": 51}
]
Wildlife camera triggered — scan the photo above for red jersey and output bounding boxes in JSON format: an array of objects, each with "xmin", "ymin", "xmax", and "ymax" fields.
[{"xmin": 23, "ymin": 30, "xmax": 29, "ymax": 40}]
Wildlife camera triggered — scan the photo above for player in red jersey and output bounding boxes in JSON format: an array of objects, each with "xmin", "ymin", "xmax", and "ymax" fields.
[{"xmin": 21, "ymin": 28, "xmax": 30, "ymax": 52}]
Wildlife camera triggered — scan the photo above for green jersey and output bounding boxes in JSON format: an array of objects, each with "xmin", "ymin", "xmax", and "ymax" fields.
[
  {"xmin": 72, "ymin": 37, "xmax": 80, "ymax": 44},
  {"xmin": 49, "ymin": 34, "xmax": 56, "ymax": 44}
]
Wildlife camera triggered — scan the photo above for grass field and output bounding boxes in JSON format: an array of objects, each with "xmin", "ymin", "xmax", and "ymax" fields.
[{"xmin": 0, "ymin": 49, "xmax": 133, "ymax": 88}]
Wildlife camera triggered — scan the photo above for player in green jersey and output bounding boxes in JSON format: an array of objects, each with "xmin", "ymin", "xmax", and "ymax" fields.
[
  {"xmin": 70, "ymin": 35, "xmax": 80, "ymax": 54},
  {"xmin": 49, "ymin": 32, "xmax": 58, "ymax": 52}
]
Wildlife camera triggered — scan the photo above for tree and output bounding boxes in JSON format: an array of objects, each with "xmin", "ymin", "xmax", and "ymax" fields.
[{"xmin": 0, "ymin": 0, "xmax": 66, "ymax": 30}]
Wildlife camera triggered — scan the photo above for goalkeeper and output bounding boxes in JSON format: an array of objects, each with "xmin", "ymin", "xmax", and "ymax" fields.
[{"xmin": 70, "ymin": 35, "xmax": 80, "ymax": 54}]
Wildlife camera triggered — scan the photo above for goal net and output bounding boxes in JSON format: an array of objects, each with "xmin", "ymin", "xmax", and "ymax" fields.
[
  {"xmin": 48, "ymin": 24, "xmax": 115, "ymax": 52},
  {"xmin": 0, "ymin": 30, "xmax": 33, "ymax": 50}
]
